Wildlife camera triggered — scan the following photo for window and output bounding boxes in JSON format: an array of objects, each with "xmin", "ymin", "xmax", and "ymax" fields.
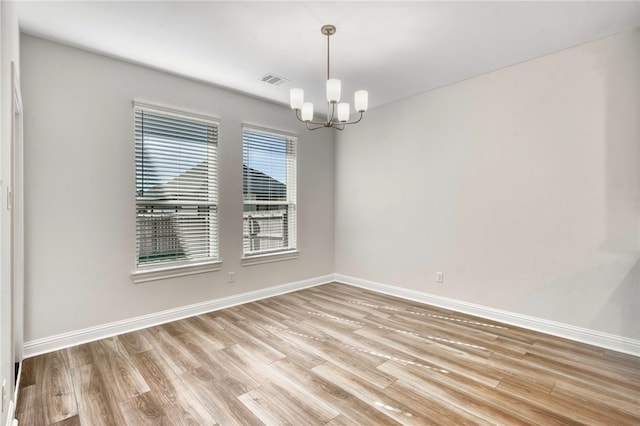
[
  {"xmin": 242, "ymin": 126, "xmax": 297, "ymax": 257},
  {"xmin": 134, "ymin": 103, "xmax": 219, "ymax": 277}
]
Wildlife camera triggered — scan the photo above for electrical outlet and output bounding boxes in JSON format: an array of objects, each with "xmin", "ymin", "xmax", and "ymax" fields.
[
  {"xmin": 228, "ymin": 272, "xmax": 235, "ymax": 283},
  {"xmin": 436, "ymin": 272, "xmax": 444, "ymax": 283}
]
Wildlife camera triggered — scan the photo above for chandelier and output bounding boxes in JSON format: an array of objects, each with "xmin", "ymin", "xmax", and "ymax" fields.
[{"xmin": 290, "ymin": 25, "xmax": 369, "ymax": 131}]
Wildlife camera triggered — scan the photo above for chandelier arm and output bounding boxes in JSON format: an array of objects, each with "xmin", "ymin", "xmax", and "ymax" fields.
[
  {"xmin": 350, "ymin": 111, "xmax": 365, "ymax": 125},
  {"xmin": 306, "ymin": 122, "xmax": 327, "ymax": 130},
  {"xmin": 337, "ymin": 111, "xmax": 365, "ymax": 126},
  {"xmin": 306, "ymin": 120, "xmax": 329, "ymax": 127}
]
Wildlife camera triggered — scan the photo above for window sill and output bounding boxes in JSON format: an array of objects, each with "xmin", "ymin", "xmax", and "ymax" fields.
[
  {"xmin": 132, "ymin": 259, "xmax": 222, "ymax": 283},
  {"xmin": 241, "ymin": 250, "xmax": 298, "ymax": 267}
]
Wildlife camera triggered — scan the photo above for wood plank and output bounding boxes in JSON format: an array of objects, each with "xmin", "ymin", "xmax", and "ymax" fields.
[
  {"xmin": 15, "ymin": 385, "xmax": 46, "ymax": 426},
  {"xmin": 50, "ymin": 415, "xmax": 81, "ymax": 426},
  {"xmin": 323, "ymin": 414, "xmax": 359, "ymax": 426},
  {"xmin": 385, "ymin": 380, "xmax": 494, "ymax": 426},
  {"xmin": 118, "ymin": 329, "xmax": 153, "ymax": 355},
  {"xmin": 355, "ymin": 326, "xmax": 503, "ymax": 387},
  {"xmin": 377, "ymin": 361, "xmax": 540, "ymax": 425},
  {"xmin": 64, "ymin": 343, "xmax": 92, "ymax": 370},
  {"xmin": 221, "ymin": 341, "xmax": 340, "ymax": 424},
  {"xmin": 179, "ymin": 366, "xmax": 265, "ymax": 425},
  {"xmin": 118, "ymin": 392, "xmax": 169, "ymax": 425},
  {"xmin": 275, "ymin": 322, "xmax": 397, "ymax": 389},
  {"xmin": 40, "ymin": 350, "xmax": 77, "ymax": 424},
  {"xmin": 71, "ymin": 364, "xmax": 128, "ymax": 425},
  {"xmin": 87, "ymin": 337, "xmax": 150, "ymax": 400},
  {"xmin": 272, "ymin": 357, "xmax": 404, "ymax": 426},
  {"xmin": 312, "ymin": 361, "xmax": 435, "ymax": 426},
  {"xmin": 237, "ymin": 388, "xmax": 300, "ymax": 426},
  {"xmin": 173, "ymin": 332, "xmax": 261, "ymax": 396},
  {"xmin": 130, "ymin": 349, "xmax": 218, "ymax": 425},
  {"xmin": 138, "ymin": 326, "xmax": 202, "ymax": 375},
  {"xmin": 237, "ymin": 321, "xmax": 326, "ymax": 369},
  {"xmin": 213, "ymin": 316, "xmax": 286, "ymax": 364},
  {"xmin": 18, "ymin": 354, "xmax": 38, "ymax": 387}
]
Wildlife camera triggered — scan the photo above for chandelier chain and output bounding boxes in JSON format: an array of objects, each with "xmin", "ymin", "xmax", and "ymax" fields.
[{"xmin": 327, "ymin": 31, "xmax": 330, "ymax": 80}]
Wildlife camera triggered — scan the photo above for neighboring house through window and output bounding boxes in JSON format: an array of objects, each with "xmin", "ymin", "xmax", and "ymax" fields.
[
  {"xmin": 134, "ymin": 102, "xmax": 219, "ymax": 275},
  {"xmin": 242, "ymin": 126, "xmax": 297, "ymax": 257}
]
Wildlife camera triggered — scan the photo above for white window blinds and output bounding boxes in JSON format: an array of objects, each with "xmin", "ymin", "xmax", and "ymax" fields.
[
  {"xmin": 242, "ymin": 127, "xmax": 297, "ymax": 256},
  {"xmin": 135, "ymin": 104, "xmax": 219, "ymax": 268}
]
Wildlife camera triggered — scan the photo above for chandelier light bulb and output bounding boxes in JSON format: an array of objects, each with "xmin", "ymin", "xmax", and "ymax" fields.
[
  {"xmin": 290, "ymin": 88, "xmax": 304, "ymax": 110},
  {"xmin": 337, "ymin": 103, "xmax": 350, "ymax": 122},
  {"xmin": 301, "ymin": 102, "xmax": 314, "ymax": 121},
  {"xmin": 354, "ymin": 90, "xmax": 369, "ymax": 112},
  {"xmin": 326, "ymin": 79, "xmax": 341, "ymax": 103}
]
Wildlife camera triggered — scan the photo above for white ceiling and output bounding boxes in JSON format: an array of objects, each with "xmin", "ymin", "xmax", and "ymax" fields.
[{"xmin": 15, "ymin": 1, "xmax": 640, "ymax": 112}]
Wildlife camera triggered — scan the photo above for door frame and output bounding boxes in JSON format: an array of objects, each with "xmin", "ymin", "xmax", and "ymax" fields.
[{"xmin": 11, "ymin": 61, "xmax": 23, "ymax": 365}]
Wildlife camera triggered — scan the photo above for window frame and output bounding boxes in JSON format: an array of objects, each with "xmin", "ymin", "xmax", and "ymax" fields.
[
  {"xmin": 131, "ymin": 101, "xmax": 221, "ymax": 283},
  {"xmin": 241, "ymin": 124, "xmax": 298, "ymax": 264}
]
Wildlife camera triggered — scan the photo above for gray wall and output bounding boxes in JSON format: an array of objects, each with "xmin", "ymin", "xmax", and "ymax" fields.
[
  {"xmin": 21, "ymin": 28, "xmax": 640, "ymax": 346},
  {"xmin": 335, "ymin": 29, "xmax": 640, "ymax": 339},
  {"xmin": 21, "ymin": 34, "xmax": 335, "ymax": 341}
]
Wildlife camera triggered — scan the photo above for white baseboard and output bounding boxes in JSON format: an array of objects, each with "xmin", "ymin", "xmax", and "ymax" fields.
[
  {"xmin": 335, "ymin": 274, "xmax": 640, "ymax": 357},
  {"xmin": 23, "ymin": 274, "xmax": 334, "ymax": 358},
  {"xmin": 23, "ymin": 273, "xmax": 640, "ymax": 358}
]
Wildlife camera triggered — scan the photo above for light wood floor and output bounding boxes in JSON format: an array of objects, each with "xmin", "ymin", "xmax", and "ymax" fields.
[{"xmin": 16, "ymin": 282, "xmax": 640, "ymax": 425}]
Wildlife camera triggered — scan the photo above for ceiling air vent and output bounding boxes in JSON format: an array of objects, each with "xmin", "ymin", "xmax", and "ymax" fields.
[{"xmin": 259, "ymin": 73, "xmax": 290, "ymax": 86}]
